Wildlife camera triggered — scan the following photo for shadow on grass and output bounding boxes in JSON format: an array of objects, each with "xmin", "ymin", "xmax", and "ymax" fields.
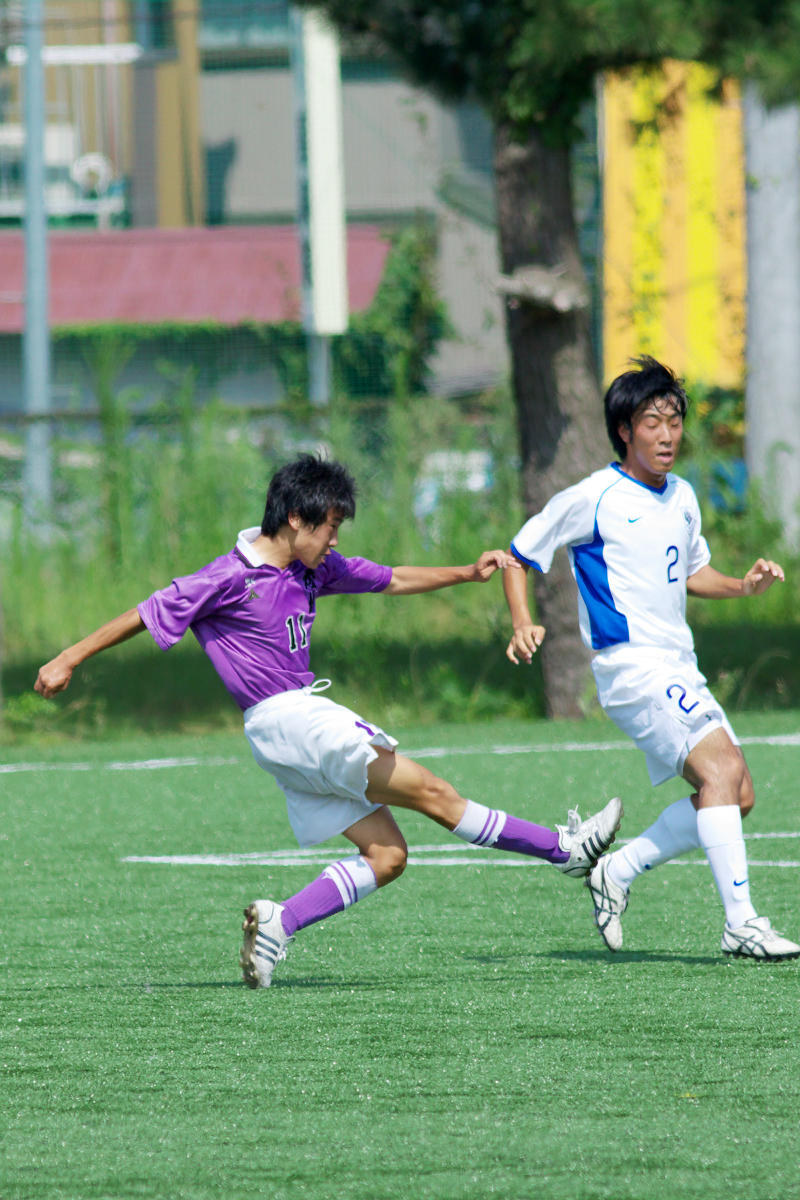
[
  {"xmin": 5, "ymin": 976, "xmax": 392, "ymax": 994},
  {"xmin": 462, "ymin": 948, "xmax": 723, "ymax": 966},
  {"xmin": 5, "ymin": 981, "xmax": 243, "ymax": 994},
  {"xmin": 537, "ymin": 948, "xmax": 723, "ymax": 967},
  {"xmin": 151, "ymin": 977, "xmax": 389, "ymax": 991}
]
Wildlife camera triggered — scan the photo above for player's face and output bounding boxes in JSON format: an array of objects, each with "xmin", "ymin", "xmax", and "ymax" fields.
[
  {"xmin": 619, "ymin": 396, "xmax": 683, "ymax": 486},
  {"xmin": 292, "ymin": 507, "xmax": 344, "ymax": 568}
]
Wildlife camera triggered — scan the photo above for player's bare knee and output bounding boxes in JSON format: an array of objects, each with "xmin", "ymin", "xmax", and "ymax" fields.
[
  {"xmin": 714, "ymin": 748, "xmax": 746, "ymax": 798},
  {"xmin": 739, "ymin": 771, "xmax": 755, "ymax": 817},
  {"xmin": 694, "ymin": 753, "xmax": 745, "ymax": 808},
  {"xmin": 370, "ymin": 843, "xmax": 408, "ymax": 886}
]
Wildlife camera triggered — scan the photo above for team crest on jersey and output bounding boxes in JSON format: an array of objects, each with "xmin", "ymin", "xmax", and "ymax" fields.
[
  {"xmin": 682, "ymin": 508, "xmax": 693, "ymax": 527},
  {"xmin": 301, "ymin": 568, "xmax": 319, "ymax": 612}
]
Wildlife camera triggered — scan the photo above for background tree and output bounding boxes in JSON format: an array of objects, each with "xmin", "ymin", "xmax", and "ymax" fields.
[{"xmin": 300, "ymin": 0, "xmax": 798, "ymax": 717}]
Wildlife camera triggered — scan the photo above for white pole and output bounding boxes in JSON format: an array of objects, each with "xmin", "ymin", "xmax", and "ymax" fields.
[
  {"xmin": 743, "ymin": 85, "xmax": 800, "ymax": 547},
  {"xmin": 290, "ymin": 7, "xmax": 348, "ymax": 407},
  {"xmin": 22, "ymin": 0, "xmax": 53, "ymax": 524}
]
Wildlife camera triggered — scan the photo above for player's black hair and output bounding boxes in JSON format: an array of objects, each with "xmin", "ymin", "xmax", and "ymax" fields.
[
  {"xmin": 603, "ymin": 356, "xmax": 689, "ymax": 460},
  {"xmin": 261, "ymin": 453, "xmax": 357, "ymax": 535}
]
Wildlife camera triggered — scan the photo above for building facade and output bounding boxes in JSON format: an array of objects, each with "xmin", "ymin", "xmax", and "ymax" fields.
[{"xmin": 0, "ymin": 3, "xmax": 748, "ymax": 405}]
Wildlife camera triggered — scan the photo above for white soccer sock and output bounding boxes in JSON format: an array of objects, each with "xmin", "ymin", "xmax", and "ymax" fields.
[
  {"xmin": 696, "ymin": 805, "xmax": 757, "ymax": 928},
  {"xmin": 322, "ymin": 855, "xmax": 378, "ymax": 907},
  {"xmin": 452, "ymin": 799, "xmax": 507, "ymax": 847},
  {"xmin": 607, "ymin": 796, "xmax": 700, "ymax": 892}
]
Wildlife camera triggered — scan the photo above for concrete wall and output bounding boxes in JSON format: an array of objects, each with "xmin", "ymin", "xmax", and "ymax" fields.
[{"xmin": 200, "ymin": 65, "xmax": 509, "ymax": 394}]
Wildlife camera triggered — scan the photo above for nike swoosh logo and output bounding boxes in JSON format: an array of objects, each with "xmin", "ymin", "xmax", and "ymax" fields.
[
  {"xmin": 733, "ymin": 879, "xmax": 748, "ymax": 888},
  {"xmin": 627, "ymin": 517, "xmax": 642, "ymax": 523}
]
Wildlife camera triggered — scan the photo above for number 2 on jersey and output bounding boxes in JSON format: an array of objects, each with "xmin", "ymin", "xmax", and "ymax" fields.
[{"xmin": 666, "ymin": 545, "xmax": 679, "ymax": 583}]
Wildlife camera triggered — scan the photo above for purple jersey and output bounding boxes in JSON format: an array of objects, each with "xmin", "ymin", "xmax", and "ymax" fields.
[{"xmin": 138, "ymin": 527, "xmax": 392, "ymax": 710}]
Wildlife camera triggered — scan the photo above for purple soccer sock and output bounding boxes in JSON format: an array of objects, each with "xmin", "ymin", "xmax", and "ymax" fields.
[
  {"xmin": 280, "ymin": 876, "xmax": 344, "ymax": 937},
  {"xmin": 495, "ymin": 814, "xmax": 568, "ymax": 864},
  {"xmin": 453, "ymin": 800, "xmax": 569, "ymax": 864},
  {"xmin": 280, "ymin": 854, "xmax": 379, "ymax": 937}
]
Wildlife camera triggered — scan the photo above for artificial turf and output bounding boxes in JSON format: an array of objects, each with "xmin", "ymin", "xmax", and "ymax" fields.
[{"xmin": 3, "ymin": 714, "xmax": 799, "ymax": 1199}]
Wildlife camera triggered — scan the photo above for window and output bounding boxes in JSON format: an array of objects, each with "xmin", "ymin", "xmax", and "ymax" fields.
[
  {"xmin": 199, "ymin": 0, "xmax": 290, "ymax": 54},
  {"xmin": 132, "ymin": 0, "xmax": 176, "ymax": 53}
]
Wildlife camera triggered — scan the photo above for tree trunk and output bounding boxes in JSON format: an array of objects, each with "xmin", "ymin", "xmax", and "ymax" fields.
[{"xmin": 493, "ymin": 122, "xmax": 605, "ymax": 718}]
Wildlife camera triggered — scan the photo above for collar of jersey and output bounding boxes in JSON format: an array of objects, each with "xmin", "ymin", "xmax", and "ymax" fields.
[
  {"xmin": 235, "ymin": 526, "xmax": 274, "ymax": 568},
  {"xmin": 610, "ymin": 462, "xmax": 669, "ymax": 495}
]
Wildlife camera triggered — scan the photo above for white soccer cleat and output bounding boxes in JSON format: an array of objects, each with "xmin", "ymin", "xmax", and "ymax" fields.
[
  {"xmin": 721, "ymin": 916, "xmax": 800, "ymax": 961},
  {"xmin": 240, "ymin": 899, "xmax": 291, "ymax": 988},
  {"xmin": 555, "ymin": 797, "xmax": 623, "ymax": 877},
  {"xmin": 585, "ymin": 855, "xmax": 629, "ymax": 951}
]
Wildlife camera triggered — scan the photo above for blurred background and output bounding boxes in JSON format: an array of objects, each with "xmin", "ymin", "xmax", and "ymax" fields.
[
  {"xmin": 0, "ymin": 4, "xmax": 748, "ymax": 412},
  {"xmin": 0, "ymin": 1, "xmax": 797, "ymax": 733}
]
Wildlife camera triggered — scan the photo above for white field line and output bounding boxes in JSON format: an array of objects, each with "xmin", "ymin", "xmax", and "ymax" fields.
[
  {"xmin": 413, "ymin": 732, "xmax": 800, "ymax": 758},
  {"xmin": 122, "ymin": 837, "xmax": 800, "ymax": 870},
  {"xmin": 6, "ymin": 736, "xmax": 800, "ymax": 871},
  {"xmin": 2, "ymin": 730, "xmax": 800, "ymax": 776},
  {"xmin": 0, "ymin": 755, "xmax": 238, "ymax": 775}
]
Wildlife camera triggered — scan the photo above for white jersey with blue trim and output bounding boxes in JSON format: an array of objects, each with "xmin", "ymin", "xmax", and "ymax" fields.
[{"xmin": 510, "ymin": 463, "xmax": 711, "ymax": 655}]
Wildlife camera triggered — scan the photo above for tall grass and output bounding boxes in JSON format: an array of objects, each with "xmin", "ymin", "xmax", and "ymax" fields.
[
  {"xmin": 2, "ymin": 391, "xmax": 520, "ymax": 654},
  {"xmin": 1, "ymin": 391, "xmax": 538, "ymax": 733},
  {"xmin": 2, "ymin": 387, "xmax": 798, "ymax": 735}
]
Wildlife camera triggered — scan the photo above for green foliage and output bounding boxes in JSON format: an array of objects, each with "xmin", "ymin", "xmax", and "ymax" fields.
[
  {"xmin": 302, "ymin": 0, "xmax": 800, "ymax": 143},
  {"xmin": 683, "ymin": 379, "xmax": 745, "ymax": 455},
  {"xmin": 55, "ymin": 319, "xmax": 309, "ymax": 400},
  {"xmin": 722, "ymin": 2, "xmax": 800, "ymax": 105},
  {"xmin": 53, "ymin": 220, "xmax": 446, "ymax": 408},
  {"xmin": 76, "ymin": 328, "xmax": 138, "ymax": 566},
  {"xmin": 681, "ymin": 379, "xmax": 799, "ymax": 628},
  {"xmin": 678, "ymin": 383, "xmax": 799, "ymax": 708},
  {"xmin": 334, "ymin": 223, "xmax": 450, "ymax": 397},
  {"xmin": 3, "ymin": 378, "xmax": 800, "ymax": 736},
  {"xmin": 1, "ymin": 388, "xmax": 532, "ymax": 734}
]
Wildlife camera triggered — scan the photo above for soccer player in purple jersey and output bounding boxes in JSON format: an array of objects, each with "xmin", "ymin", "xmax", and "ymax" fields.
[{"xmin": 35, "ymin": 453, "xmax": 621, "ymax": 988}]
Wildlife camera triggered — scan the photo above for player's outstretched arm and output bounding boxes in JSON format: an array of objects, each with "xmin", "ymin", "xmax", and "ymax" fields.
[
  {"xmin": 383, "ymin": 550, "xmax": 519, "ymax": 595},
  {"xmin": 687, "ymin": 559, "xmax": 784, "ymax": 599},
  {"xmin": 35, "ymin": 608, "xmax": 146, "ymax": 698},
  {"xmin": 502, "ymin": 553, "xmax": 545, "ymax": 663}
]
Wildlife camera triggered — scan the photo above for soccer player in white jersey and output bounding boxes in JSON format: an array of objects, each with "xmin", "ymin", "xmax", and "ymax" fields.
[
  {"xmin": 35, "ymin": 453, "xmax": 622, "ymax": 988},
  {"xmin": 504, "ymin": 357, "xmax": 799, "ymax": 961}
]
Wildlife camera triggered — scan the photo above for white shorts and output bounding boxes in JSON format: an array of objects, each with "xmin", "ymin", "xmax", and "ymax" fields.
[
  {"xmin": 243, "ymin": 687, "xmax": 398, "ymax": 847},
  {"xmin": 591, "ymin": 647, "xmax": 738, "ymax": 786}
]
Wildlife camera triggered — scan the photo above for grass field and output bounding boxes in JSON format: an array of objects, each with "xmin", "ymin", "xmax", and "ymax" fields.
[{"xmin": 3, "ymin": 712, "xmax": 800, "ymax": 1200}]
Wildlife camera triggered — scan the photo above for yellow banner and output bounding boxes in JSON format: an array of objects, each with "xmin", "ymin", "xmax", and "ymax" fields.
[{"xmin": 602, "ymin": 63, "xmax": 745, "ymax": 388}]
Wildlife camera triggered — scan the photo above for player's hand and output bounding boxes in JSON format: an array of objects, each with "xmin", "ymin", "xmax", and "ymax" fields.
[
  {"xmin": 742, "ymin": 558, "xmax": 784, "ymax": 596},
  {"xmin": 34, "ymin": 654, "xmax": 74, "ymax": 698},
  {"xmin": 471, "ymin": 549, "xmax": 521, "ymax": 581},
  {"xmin": 506, "ymin": 623, "xmax": 545, "ymax": 664}
]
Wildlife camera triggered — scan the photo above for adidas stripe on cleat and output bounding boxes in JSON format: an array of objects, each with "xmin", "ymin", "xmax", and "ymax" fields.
[
  {"xmin": 555, "ymin": 797, "xmax": 623, "ymax": 877},
  {"xmin": 240, "ymin": 899, "xmax": 291, "ymax": 988}
]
